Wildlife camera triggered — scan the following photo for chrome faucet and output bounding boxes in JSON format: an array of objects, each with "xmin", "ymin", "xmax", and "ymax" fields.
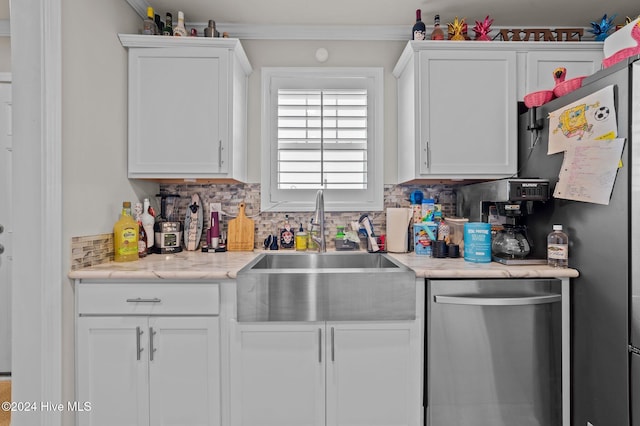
[{"xmin": 311, "ymin": 189, "xmax": 326, "ymax": 252}]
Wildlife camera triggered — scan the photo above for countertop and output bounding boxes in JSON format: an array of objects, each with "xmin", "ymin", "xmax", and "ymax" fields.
[{"xmin": 68, "ymin": 250, "xmax": 579, "ymax": 280}]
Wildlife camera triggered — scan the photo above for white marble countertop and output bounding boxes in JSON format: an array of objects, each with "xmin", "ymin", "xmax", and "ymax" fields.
[{"xmin": 68, "ymin": 250, "xmax": 579, "ymax": 280}]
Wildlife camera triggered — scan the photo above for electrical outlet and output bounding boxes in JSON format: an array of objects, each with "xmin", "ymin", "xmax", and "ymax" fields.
[{"xmin": 210, "ymin": 202, "xmax": 222, "ymax": 213}]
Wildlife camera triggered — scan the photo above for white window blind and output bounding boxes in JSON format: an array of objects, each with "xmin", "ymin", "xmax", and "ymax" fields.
[
  {"xmin": 261, "ymin": 68, "xmax": 383, "ymax": 212},
  {"xmin": 277, "ymin": 89, "xmax": 368, "ymax": 190}
]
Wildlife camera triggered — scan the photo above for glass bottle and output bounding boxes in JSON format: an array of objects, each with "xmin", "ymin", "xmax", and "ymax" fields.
[
  {"xmin": 142, "ymin": 6, "xmax": 157, "ymax": 35},
  {"xmin": 280, "ymin": 214, "xmax": 295, "ymax": 249},
  {"xmin": 154, "ymin": 14, "xmax": 164, "ymax": 35},
  {"xmin": 114, "ymin": 201, "xmax": 139, "ymax": 262},
  {"xmin": 431, "ymin": 14, "xmax": 445, "ymax": 40},
  {"xmin": 163, "ymin": 13, "xmax": 173, "ymax": 36},
  {"xmin": 141, "ymin": 198, "xmax": 155, "ymax": 251},
  {"xmin": 205, "ymin": 20, "xmax": 218, "ymax": 38},
  {"xmin": 547, "ymin": 224, "xmax": 569, "ymax": 267},
  {"xmin": 173, "ymin": 11, "xmax": 188, "ymax": 37},
  {"xmin": 412, "ymin": 9, "xmax": 426, "ymax": 40}
]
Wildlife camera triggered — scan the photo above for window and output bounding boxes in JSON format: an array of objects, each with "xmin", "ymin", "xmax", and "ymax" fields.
[{"xmin": 261, "ymin": 68, "xmax": 383, "ymax": 212}]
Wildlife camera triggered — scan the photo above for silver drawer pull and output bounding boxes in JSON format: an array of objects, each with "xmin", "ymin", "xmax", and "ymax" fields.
[
  {"xmin": 126, "ymin": 297, "xmax": 162, "ymax": 303},
  {"xmin": 434, "ymin": 294, "xmax": 561, "ymax": 306}
]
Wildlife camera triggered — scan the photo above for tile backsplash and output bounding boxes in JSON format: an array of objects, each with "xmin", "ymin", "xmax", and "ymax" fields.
[
  {"xmin": 70, "ymin": 182, "xmax": 457, "ymax": 269},
  {"xmin": 71, "ymin": 233, "xmax": 114, "ymax": 270},
  {"xmin": 159, "ymin": 182, "xmax": 457, "ymax": 249}
]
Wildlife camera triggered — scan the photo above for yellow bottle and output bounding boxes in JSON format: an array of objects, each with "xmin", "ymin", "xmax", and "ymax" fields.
[{"xmin": 114, "ymin": 201, "xmax": 139, "ymax": 262}]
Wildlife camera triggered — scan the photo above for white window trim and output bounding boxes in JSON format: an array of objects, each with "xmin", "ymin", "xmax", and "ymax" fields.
[{"xmin": 261, "ymin": 67, "xmax": 384, "ymax": 212}]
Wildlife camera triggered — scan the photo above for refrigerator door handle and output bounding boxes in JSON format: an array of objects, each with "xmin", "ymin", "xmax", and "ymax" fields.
[{"xmin": 434, "ymin": 294, "xmax": 561, "ymax": 306}]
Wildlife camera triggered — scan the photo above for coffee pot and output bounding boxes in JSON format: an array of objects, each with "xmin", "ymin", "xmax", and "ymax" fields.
[{"xmin": 492, "ymin": 224, "xmax": 532, "ymax": 259}]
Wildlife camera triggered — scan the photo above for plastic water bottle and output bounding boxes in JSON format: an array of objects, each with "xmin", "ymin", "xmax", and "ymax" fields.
[{"xmin": 547, "ymin": 224, "xmax": 569, "ymax": 267}]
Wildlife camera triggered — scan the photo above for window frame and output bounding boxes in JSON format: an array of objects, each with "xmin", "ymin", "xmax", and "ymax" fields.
[{"xmin": 261, "ymin": 67, "xmax": 384, "ymax": 212}]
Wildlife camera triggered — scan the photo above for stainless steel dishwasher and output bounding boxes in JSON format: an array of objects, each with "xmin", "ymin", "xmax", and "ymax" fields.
[{"xmin": 426, "ymin": 279, "xmax": 562, "ymax": 426}]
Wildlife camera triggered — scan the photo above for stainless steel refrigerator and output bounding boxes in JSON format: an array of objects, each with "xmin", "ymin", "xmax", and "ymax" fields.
[{"xmin": 517, "ymin": 55, "xmax": 640, "ymax": 426}]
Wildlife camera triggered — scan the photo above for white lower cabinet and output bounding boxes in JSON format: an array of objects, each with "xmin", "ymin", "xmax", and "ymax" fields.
[
  {"xmin": 230, "ymin": 321, "xmax": 421, "ymax": 426},
  {"xmin": 75, "ymin": 282, "xmax": 221, "ymax": 426}
]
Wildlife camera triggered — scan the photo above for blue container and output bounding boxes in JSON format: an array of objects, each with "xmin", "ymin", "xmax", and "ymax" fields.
[
  {"xmin": 414, "ymin": 223, "xmax": 438, "ymax": 256},
  {"xmin": 463, "ymin": 222, "xmax": 492, "ymax": 263}
]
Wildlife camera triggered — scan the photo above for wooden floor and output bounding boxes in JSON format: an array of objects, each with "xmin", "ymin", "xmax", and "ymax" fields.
[{"xmin": 0, "ymin": 380, "xmax": 10, "ymax": 426}]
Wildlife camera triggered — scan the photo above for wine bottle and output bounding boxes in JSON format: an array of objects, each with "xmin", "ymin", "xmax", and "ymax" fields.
[
  {"xmin": 142, "ymin": 6, "xmax": 157, "ymax": 35},
  {"xmin": 431, "ymin": 14, "xmax": 445, "ymax": 40},
  {"xmin": 163, "ymin": 13, "xmax": 173, "ymax": 36},
  {"xmin": 412, "ymin": 9, "xmax": 426, "ymax": 40},
  {"xmin": 154, "ymin": 14, "xmax": 164, "ymax": 35},
  {"xmin": 173, "ymin": 11, "xmax": 188, "ymax": 37}
]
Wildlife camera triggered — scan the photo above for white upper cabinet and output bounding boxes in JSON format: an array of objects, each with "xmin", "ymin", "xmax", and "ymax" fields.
[
  {"xmin": 394, "ymin": 42, "xmax": 518, "ymax": 182},
  {"xmin": 394, "ymin": 41, "xmax": 603, "ymax": 183},
  {"xmin": 524, "ymin": 46, "xmax": 603, "ymax": 96},
  {"xmin": 119, "ymin": 35, "xmax": 252, "ymax": 181}
]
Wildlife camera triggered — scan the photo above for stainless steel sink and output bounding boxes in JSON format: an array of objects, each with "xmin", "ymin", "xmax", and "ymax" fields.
[{"xmin": 236, "ymin": 252, "xmax": 416, "ymax": 322}]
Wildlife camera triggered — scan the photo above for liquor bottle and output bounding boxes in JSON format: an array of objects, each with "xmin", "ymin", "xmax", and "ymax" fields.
[
  {"xmin": 205, "ymin": 20, "xmax": 218, "ymax": 38},
  {"xmin": 138, "ymin": 221, "xmax": 148, "ymax": 258},
  {"xmin": 280, "ymin": 214, "xmax": 295, "ymax": 249},
  {"xmin": 412, "ymin": 9, "xmax": 426, "ymax": 40},
  {"xmin": 173, "ymin": 11, "xmax": 188, "ymax": 37},
  {"xmin": 547, "ymin": 224, "xmax": 569, "ymax": 267},
  {"xmin": 163, "ymin": 13, "xmax": 173, "ymax": 36},
  {"xmin": 142, "ymin": 6, "xmax": 157, "ymax": 35},
  {"xmin": 154, "ymin": 14, "xmax": 164, "ymax": 35},
  {"xmin": 431, "ymin": 14, "xmax": 445, "ymax": 40},
  {"xmin": 141, "ymin": 198, "xmax": 155, "ymax": 251},
  {"xmin": 114, "ymin": 201, "xmax": 139, "ymax": 262}
]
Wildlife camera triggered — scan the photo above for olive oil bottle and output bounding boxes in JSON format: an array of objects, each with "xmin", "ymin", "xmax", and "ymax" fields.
[{"xmin": 114, "ymin": 201, "xmax": 139, "ymax": 262}]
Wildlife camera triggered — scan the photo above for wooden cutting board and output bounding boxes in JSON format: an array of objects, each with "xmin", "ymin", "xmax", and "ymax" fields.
[{"xmin": 227, "ymin": 202, "xmax": 255, "ymax": 251}]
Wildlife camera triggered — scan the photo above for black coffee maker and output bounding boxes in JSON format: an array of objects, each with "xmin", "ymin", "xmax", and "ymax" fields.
[{"xmin": 457, "ymin": 178, "xmax": 550, "ymax": 264}]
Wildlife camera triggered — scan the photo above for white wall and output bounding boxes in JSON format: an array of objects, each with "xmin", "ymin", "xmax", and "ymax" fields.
[
  {"xmin": 241, "ymin": 39, "xmax": 406, "ymax": 185},
  {"xmin": 60, "ymin": 1, "xmax": 157, "ymax": 423}
]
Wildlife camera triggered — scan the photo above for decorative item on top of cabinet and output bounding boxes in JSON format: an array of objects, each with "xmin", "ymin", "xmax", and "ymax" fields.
[
  {"xmin": 447, "ymin": 17, "xmax": 466, "ymax": 40},
  {"xmin": 119, "ymin": 34, "xmax": 252, "ymax": 182},
  {"xmin": 430, "ymin": 14, "xmax": 445, "ymax": 40},
  {"xmin": 473, "ymin": 16, "xmax": 494, "ymax": 41}
]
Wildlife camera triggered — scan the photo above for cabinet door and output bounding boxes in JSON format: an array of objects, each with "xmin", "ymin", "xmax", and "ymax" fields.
[
  {"xmin": 419, "ymin": 50, "xmax": 517, "ymax": 176},
  {"xmin": 76, "ymin": 317, "xmax": 149, "ymax": 426},
  {"xmin": 230, "ymin": 321, "xmax": 325, "ymax": 426},
  {"xmin": 148, "ymin": 317, "xmax": 221, "ymax": 426},
  {"xmin": 128, "ymin": 47, "xmax": 229, "ymax": 177},
  {"xmin": 325, "ymin": 322, "xmax": 421, "ymax": 426},
  {"xmin": 526, "ymin": 50, "xmax": 604, "ymax": 96}
]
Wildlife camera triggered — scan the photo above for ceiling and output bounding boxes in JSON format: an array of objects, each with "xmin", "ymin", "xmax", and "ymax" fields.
[{"xmin": 146, "ymin": 0, "xmax": 638, "ymax": 32}]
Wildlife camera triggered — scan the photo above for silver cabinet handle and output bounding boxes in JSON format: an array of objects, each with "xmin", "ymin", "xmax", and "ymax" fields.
[
  {"xmin": 318, "ymin": 328, "xmax": 322, "ymax": 363},
  {"xmin": 149, "ymin": 327, "xmax": 157, "ymax": 361},
  {"xmin": 434, "ymin": 294, "xmax": 562, "ymax": 306},
  {"xmin": 426, "ymin": 140, "xmax": 431, "ymax": 170},
  {"xmin": 331, "ymin": 327, "xmax": 335, "ymax": 362},
  {"xmin": 136, "ymin": 326, "xmax": 144, "ymax": 361},
  {"xmin": 126, "ymin": 298, "xmax": 161, "ymax": 303},
  {"xmin": 218, "ymin": 140, "xmax": 224, "ymax": 169}
]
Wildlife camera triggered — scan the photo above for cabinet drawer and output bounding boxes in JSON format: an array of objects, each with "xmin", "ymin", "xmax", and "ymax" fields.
[{"xmin": 77, "ymin": 283, "xmax": 219, "ymax": 316}]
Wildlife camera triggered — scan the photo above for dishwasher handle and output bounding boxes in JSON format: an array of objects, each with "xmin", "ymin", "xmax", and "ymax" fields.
[{"xmin": 434, "ymin": 294, "xmax": 561, "ymax": 306}]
